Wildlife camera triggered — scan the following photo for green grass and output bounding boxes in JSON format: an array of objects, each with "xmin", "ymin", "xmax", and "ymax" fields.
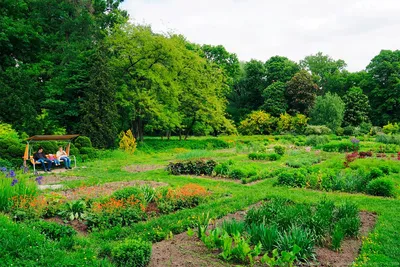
[{"xmin": 1, "ymin": 135, "xmax": 400, "ymax": 266}]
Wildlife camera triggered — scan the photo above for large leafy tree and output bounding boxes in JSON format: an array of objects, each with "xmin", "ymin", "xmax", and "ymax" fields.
[
  {"xmin": 285, "ymin": 70, "xmax": 319, "ymax": 115},
  {"xmin": 264, "ymin": 56, "xmax": 300, "ymax": 86},
  {"xmin": 366, "ymin": 50, "xmax": 400, "ymax": 125},
  {"xmin": 262, "ymin": 82, "xmax": 288, "ymax": 116},
  {"xmin": 310, "ymin": 92, "xmax": 345, "ymax": 130},
  {"xmin": 300, "ymin": 52, "xmax": 347, "ymax": 91},
  {"xmin": 342, "ymin": 87, "xmax": 371, "ymax": 126}
]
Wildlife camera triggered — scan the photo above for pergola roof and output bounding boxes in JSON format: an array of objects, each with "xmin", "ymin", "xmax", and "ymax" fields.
[{"xmin": 26, "ymin": 135, "xmax": 79, "ymax": 142}]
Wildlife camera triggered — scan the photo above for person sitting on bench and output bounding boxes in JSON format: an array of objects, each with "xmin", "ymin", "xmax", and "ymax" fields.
[
  {"xmin": 34, "ymin": 147, "xmax": 52, "ymax": 172},
  {"xmin": 56, "ymin": 146, "xmax": 71, "ymax": 169}
]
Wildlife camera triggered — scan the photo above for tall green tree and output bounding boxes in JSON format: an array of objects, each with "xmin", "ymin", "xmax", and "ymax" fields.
[
  {"xmin": 262, "ymin": 82, "xmax": 288, "ymax": 116},
  {"xmin": 264, "ymin": 56, "xmax": 300, "ymax": 86},
  {"xmin": 366, "ymin": 50, "xmax": 400, "ymax": 125},
  {"xmin": 285, "ymin": 70, "xmax": 319, "ymax": 115},
  {"xmin": 310, "ymin": 92, "xmax": 345, "ymax": 130},
  {"xmin": 342, "ymin": 87, "xmax": 371, "ymax": 126}
]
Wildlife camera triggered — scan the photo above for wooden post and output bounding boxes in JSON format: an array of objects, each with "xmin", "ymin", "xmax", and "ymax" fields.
[
  {"xmin": 23, "ymin": 143, "xmax": 29, "ymax": 167},
  {"xmin": 66, "ymin": 143, "xmax": 71, "ymax": 156}
]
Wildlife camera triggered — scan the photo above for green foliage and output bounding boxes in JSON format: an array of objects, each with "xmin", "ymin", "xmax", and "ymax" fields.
[
  {"xmin": 27, "ymin": 220, "xmax": 77, "ymax": 241},
  {"xmin": 274, "ymin": 145, "xmax": 286, "ymax": 155},
  {"xmin": 74, "ymin": 136, "xmax": 93, "ymax": 149},
  {"xmin": 58, "ymin": 200, "xmax": 87, "ymax": 221},
  {"xmin": 366, "ymin": 178, "xmax": 396, "ymax": 197},
  {"xmin": 305, "ymin": 125, "xmax": 332, "ymax": 135},
  {"xmin": 166, "ymin": 160, "xmax": 217, "ymax": 176},
  {"xmin": 119, "ymin": 130, "xmax": 137, "ymax": 154},
  {"xmin": 383, "ymin": 122, "xmax": 400, "ymax": 134},
  {"xmin": 113, "ymin": 187, "xmax": 144, "ymax": 201},
  {"xmin": 342, "ymin": 87, "xmax": 371, "ymax": 126},
  {"xmin": 221, "ymin": 219, "xmax": 246, "ymax": 236},
  {"xmin": 238, "ymin": 111, "xmax": 276, "ymax": 135},
  {"xmin": 261, "ymin": 245, "xmax": 301, "ymax": 267},
  {"xmin": 276, "ymin": 225, "xmax": 315, "ymax": 261},
  {"xmin": 247, "ymin": 223, "xmax": 279, "ymax": 251},
  {"xmin": 262, "ymin": 82, "xmax": 288, "ymax": 116},
  {"xmin": 310, "ymin": 92, "xmax": 345, "ymax": 130},
  {"xmin": 305, "ymin": 135, "xmax": 330, "ymax": 146},
  {"xmin": 286, "ymin": 70, "xmax": 319, "ymax": 115},
  {"xmin": 111, "ymin": 239, "xmax": 152, "ymax": 267},
  {"xmin": 376, "ymin": 134, "xmax": 400, "ymax": 145},
  {"xmin": 277, "ymin": 168, "xmax": 308, "ymax": 187},
  {"xmin": 320, "ymin": 140, "xmax": 355, "ymax": 152},
  {"xmin": 248, "ymin": 152, "xmax": 268, "ymax": 160},
  {"xmin": 331, "ymin": 224, "xmax": 344, "ymax": 251}
]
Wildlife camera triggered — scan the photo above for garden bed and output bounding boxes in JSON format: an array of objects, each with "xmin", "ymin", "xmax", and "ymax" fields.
[
  {"xmin": 150, "ymin": 202, "xmax": 377, "ymax": 266},
  {"xmin": 36, "ymin": 175, "xmax": 86, "ymax": 185},
  {"xmin": 61, "ymin": 180, "xmax": 168, "ymax": 200}
]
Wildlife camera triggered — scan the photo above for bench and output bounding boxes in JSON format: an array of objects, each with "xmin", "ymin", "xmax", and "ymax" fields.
[{"xmin": 30, "ymin": 155, "xmax": 76, "ymax": 172}]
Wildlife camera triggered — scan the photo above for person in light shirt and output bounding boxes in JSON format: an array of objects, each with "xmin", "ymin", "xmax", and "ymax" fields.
[{"xmin": 56, "ymin": 146, "xmax": 72, "ymax": 169}]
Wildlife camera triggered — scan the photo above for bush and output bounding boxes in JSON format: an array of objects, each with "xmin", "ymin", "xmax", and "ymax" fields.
[
  {"xmin": 277, "ymin": 168, "xmax": 308, "ymax": 187},
  {"xmin": 27, "ymin": 220, "xmax": 76, "ymax": 241},
  {"xmin": 73, "ymin": 136, "xmax": 92, "ymax": 148},
  {"xmin": 276, "ymin": 225, "xmax": 315, "ymax": 261},
  {"xmin": 267, "ymin": 153, "xmax": 282, "ymax": 161},
  {"xmin": 343, "ymin": 126, "xmax": 359, "ymax": 136},
  {"xmin": 274, "ymin": 145, "xmax": 285, "ymax": 156},
  {"xmin": 320, "ymin": 141, "xmax": 355, "ymax": 152},
  {"xmin": 305, "ymin": 135, "xmax": 330, "ymax": 146},
  {"xmin": 359, "ymin": 122, "xmax": 372, "ymax": 135},
  {"xmin": 304, "ymin": 125, "xmax": 332, "ymax": 135},
  {"xmin": 111, "ymin": 239, "xmax": 152, "ymax": 267},
  {"xmin": 238, "ymin": 111, "xmax": 277, "ymax": 135},
  {"xmin": 366, "ymin": 178, "xmax": 396, "ymax": 197},
  {"xmin": 248, "ymin": 153, "xmax": 268, "ymax": 160},
  {"xmin": 309, "ymin": 92, "xmax": 345, "ymax": 131},
  {"xmin": 166, "ymin": 160, "xmax": 217, "ymax": 176},
  {"xmin": 383, "ymin": 122, "xmax": 400, "ymax": 134},
  {"xmin": 376, "ymin": 134, "xmax": 400, "ymax": 145},
  {"xmin": 119, "ymin": 130, "xmax": 137, "ymax": 154}
]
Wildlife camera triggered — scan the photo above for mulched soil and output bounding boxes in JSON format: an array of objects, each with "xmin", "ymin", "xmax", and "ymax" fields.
[
  {"xmin": 61, "ymin": 180, "xmax": 168, "ymax": 200},
  {"xmin": 124, "ymin": 164, "xmax": 165, "ymax": 173},
  {"xmin": 149, "ymin": 209, "xmax": 377, "ymax": 267}
]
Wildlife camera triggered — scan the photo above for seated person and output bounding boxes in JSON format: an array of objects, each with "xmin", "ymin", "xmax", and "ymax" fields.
[
  {"xmin": 56, "ymin": 146, "xmax": 72, "ymax": 169},
  {"xmin": 33, "ymin": 147, "xmax": 52, "ymax": 172},
  {"xmin": 48, "ymin": 154, "xmax": 60, "ymax": 166}
]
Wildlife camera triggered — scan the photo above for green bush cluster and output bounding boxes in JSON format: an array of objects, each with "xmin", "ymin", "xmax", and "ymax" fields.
[
  {"xmin": 304, "ymin": 125, "xmax": 332, "ymax": 135},
  {"xmin": 214, "ymin": 160, "xmax": 272, "ymax": 183},
  {"xmin": 248, "ymin": 152, "xmax": 282, "ymax": 161},
  {"xmin": 27, "ymin": 220, "xmax": 77, "ymax": 241},
  {"xmin": 166, "ymin": 160, "xmax": 217, "ymax": 176},
  {"xmin": 376, "ymin": 134, "xmax": 400, "ymax": 145},
  {"xmin": 305, "ymin": 135, "xmax": 330, "ymax": 147},
  {"xmin": 111, "ymin": 239, "xmax": 152, "ymax": 267},
  {"xmin": 319, "ymin": 140, "xmax": 358, "ymax": 152},
  {"xmin": 276, "ymin": 163, "xmax": 397, "ymax": 197}
]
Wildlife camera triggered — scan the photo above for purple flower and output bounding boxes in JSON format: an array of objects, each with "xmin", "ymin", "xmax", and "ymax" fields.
[
  {"xmin": 35, "ymin": 176, "xmax": 43, "ymax": 185},
  {"xmin": 6, "ymin": 170, "xmax": 16, "ymax": 178},
  {"xmin": 351, "ymin": 138, "xmax": 360, "ymax": 144},
  {"xmin": 0, "ymin": 167, "xmax": 6, "ymax": 172},
  {"xmin": 11, "ymin": 178, "xmax": 18, "ymax": 186}
]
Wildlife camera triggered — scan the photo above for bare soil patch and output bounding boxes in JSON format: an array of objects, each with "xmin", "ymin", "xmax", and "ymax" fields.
[
  {"xmin": 315, "ymin": 211, "xmax": 377, "ymax": 267},
  {"xmin": 61, "ymin": 180, "xmax": 168, "ymax": 200},
  {"xmin": 37, "ymin": 175, "xmax": 85, "ymax": 185},
  {"xmin": 46, "ymin": 217, "xmax": 88, "ymax": 236},
  {"xmin": 150, "ymin": 207, "xmax": 377, "ymax": 267},
  {"xmin": 124, "ymin": 164, "xmax": 165, "ymax": 173}
]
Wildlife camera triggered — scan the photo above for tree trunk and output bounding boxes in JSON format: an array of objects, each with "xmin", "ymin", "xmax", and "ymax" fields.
[{"xmin": 184, "ymin": 117, "xmax": 196, "ymax": 140}]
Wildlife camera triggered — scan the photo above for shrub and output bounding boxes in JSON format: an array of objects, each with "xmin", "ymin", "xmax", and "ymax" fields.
[
  {"xmin": 305, "ymin": 125, "xmax": 332, "ymax": 135},
  {"xmin": 277, "ymin": 168, "xmax": 308, "ymax": 187},
  {"xmin": 248, "ymin": 153, "xmax": 268, "ymax": 160},
  {"xmin": 221, "ymin": 219, "xmax": 246, "ymax": 236},
  {"xmin": 305, "ymin": 135, "xmax": 330, "ymax": 146},
  {"xmin": 383, "ymin": 122, "xmax": 400, "ymax": 134},
  {"xmin": 376, "ymin": 134, "xmax": 400, "ymax": 145},
  {"xmin": 267, "ymin": 153, "xmax": 282, "ymax": 161},
  {"xmin": 359, "ymin": 122, "xmax": 372, "ymax": 135},
  {"xmin": 331, "ymin": 224, "xmax": 344, "ymax": 251},
  {"xmin": 309, "ymin": 92, "xmax": 345, "ymax": 130},
  {"xmin": 28, "ymin": 220, "xmax": 76, "ymax": 241},
  {"xmin": 320, "ymin": 141, "xmax": 355, "ymax": 152},
  {"xmin": 274, "ymin": 145, "xmax": 286, "ymax": 156},
  {"xmin": 366, "ymin": 178, "xmax": 396, "ymax": 197},
  {"xmin": 119, "ymin": 130, "xmax": 137, "ymax": 154},
  {"xmin": 166, "ymin": 160, "xmax": 217, "ymax": 176},
  {"xmin": 247, "ymin": 223, "xmax": 279, "ymax": 251},
  {"xmin": 238, "ymin": 111, "xmax": 277, "ymax": 135},
  {"xmin": 111, "ymin": 239, "xmax": 152, "ymax": 267},
  {"xmin": 73, "ymin": 136, "xmax": 92, "ymax": 148}
]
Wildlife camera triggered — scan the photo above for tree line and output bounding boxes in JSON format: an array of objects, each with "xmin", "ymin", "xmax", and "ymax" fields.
[{"xmin": 1, "ymin": 0, "xmax": 399, "ymax": 148}]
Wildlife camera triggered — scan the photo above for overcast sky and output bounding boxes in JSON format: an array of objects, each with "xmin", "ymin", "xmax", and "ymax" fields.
[{"xmin": 121, "ymin": 0, "xmax": 400, "ymax": 71}]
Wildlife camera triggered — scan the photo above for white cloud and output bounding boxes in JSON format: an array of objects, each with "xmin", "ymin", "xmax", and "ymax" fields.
[{"xmin": 121, "ymin": 0, "xmax": 400, "ymax": 71}]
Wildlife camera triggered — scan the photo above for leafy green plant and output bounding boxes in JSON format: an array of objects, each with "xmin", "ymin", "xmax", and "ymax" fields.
[
  {"xmin": 166, "ymin": 160, "xmax": 217, "ymax": 176},
  {"xmin": 58, "ymin": 200, "xmax": 87, "ymax": 221},
  {"xmin": 331, "ymin": 224, "xmax": 344, "ymax": 251},
  {"xmin": 196, "ymin": 212, "xmax": 212, "ymax": 239},
  {"xmin": 140, "ymin": 185, "xmax": 156, "ymax": 203},
  {"xmin": 221, "ymin": 219, "xmax": 245, "ymax": 236},
  {"xmin": 276, "ymin": 225, "xmax": 315, "ymax": 261},
  {"xmin": 366, "ymin": 178, "xmax": 396, "ymax": 197},
  {"xmin": 248, "ymin": 152, "xmax": 268, "ymax": 160},
  {"xmin": 261, "ymin": 245, "xmax": 301, "ymax": 267},
  {"xmin": 274, "ymin": 145, "xmax": 286, "ymax": 155},
  {"xmin": 111, "ymin": 238, "xmax": 152, "ymax": 267},
  {"xmin": 247, "ymin": 223, "xmax": 278, "ymax": 251}
]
